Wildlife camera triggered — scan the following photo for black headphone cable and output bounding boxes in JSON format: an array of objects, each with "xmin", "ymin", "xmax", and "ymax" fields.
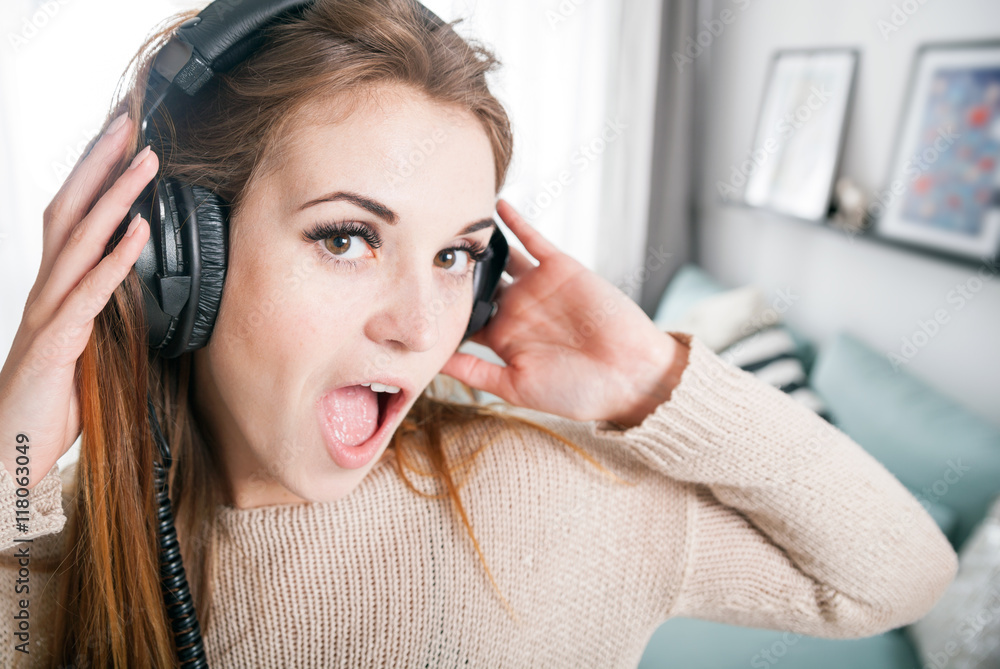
[{"xmin": 147, "ymin": 391, "xmax": 209, "ymax": 667}]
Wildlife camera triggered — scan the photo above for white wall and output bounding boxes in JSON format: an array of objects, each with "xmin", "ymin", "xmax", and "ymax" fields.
[{"xmin": 696, "ymin": 0, "xmax": 1000, "ymax": 426}]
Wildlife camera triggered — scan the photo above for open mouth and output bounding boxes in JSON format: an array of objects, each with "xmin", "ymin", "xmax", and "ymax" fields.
[
  {"xmin": 317, "ymin": 382, "xmax": 411, "ymax": 470},
  {"xmin": 374, "ymin": 385, "xmax": 410, "ymax": 437}
]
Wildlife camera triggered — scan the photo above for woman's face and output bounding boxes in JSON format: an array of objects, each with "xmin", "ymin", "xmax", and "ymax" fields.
[{"xmin": 192, "ymin": 84, "xmax": 499, "ymax": 508}]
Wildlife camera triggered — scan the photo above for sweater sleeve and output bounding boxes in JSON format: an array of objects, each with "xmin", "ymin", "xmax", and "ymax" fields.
[
  {"xmin": 587, "ymin": 330, "xmax": 959, "ymax": 639},
  {"xmin": 0, "ymin": 458, "xmax": 66, "ymax": 551}
]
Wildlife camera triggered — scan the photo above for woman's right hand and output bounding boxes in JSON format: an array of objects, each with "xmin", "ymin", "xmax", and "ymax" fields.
[{"xmin": 0, "ymin": 112, "xmax": 158, "ymax": 491}]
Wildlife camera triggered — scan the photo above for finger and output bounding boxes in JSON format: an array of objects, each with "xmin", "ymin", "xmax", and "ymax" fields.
[
  {"xmin": 439, "ymin": 351, "xmax": 512, "ymax": 401},
  {"xmin": 33, "ymin": 148, "xmax": 158, "ymax": 320},
  {"xmin": 40, "ymin": 113, "xmax": 135, "ymax": 275},
  {"xmin": 504, "ymin": 242, "xmax": 537, "ymax": 278},
  {"xmin": 496, "ymin": 198, "xmax": 559, "ymax": 262},
  {"xmin": 35, "ymin": 215, "xmax": 149, "ymax": 369}
]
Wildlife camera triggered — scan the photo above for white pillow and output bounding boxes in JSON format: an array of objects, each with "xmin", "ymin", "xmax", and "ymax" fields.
[
  {"xmin": 908, "ymin": 494, "xmax": 1000, "ymax": 669},
  {"xmin": 655, "ymin": 284, "xmax": 768, "ymax": 352}
]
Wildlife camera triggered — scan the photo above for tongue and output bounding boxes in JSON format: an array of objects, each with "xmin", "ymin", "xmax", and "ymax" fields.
[{"xmin": 320, "ymin": 385, "xmax": 379, "ymax": 448}]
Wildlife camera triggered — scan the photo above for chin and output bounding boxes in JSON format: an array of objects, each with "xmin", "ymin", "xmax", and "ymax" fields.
[{"xmin": 287, "ymin": 456, "xmax": 382, "ymax": 504}]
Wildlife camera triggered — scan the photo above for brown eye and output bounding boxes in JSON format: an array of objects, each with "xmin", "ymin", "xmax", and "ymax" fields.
[
  {"xmin": 324, "ymin": 235, "xmax": 352, "ymax": 256},
  {"xmin": 435, "ymin": 248, "xmax": 472, "ymax": 274},
  {"xmin": 435, "ymin": 249, "xmax": 457, "ymax": 269}
]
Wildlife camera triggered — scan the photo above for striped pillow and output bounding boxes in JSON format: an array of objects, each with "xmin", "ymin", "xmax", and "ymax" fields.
[{"xmin": 718, "ymin": 326, "xmax": 833, "ymax": 422}]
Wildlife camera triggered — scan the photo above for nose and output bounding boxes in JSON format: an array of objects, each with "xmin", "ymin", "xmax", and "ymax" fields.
[{"xmin": 364, "ymin": 265, "xmax": 446, "ymax": 353}]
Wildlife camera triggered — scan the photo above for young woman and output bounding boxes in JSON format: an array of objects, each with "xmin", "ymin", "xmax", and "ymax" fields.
[{"xmin": 0, "ymin": 0, "xmax": 957, "ymax": 666}]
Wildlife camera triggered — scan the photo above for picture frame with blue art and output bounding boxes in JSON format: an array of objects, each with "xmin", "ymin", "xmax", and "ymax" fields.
[{"xmin": 868, "ymin": 40, "xmax": 1000, "ymax": 267}]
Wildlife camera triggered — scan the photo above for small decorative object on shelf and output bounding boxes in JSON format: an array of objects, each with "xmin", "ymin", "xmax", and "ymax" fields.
[
  {"xmin": 868, "ymin": 40, "xmax": 1000, "ymax": 266},
  {"xmin": 829, "ymin": 176, "xmax": 870, "ymax": 235}
]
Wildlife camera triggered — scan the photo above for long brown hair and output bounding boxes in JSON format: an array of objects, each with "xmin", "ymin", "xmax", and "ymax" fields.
[{"xmin": 37, "ymin": 1, "xmax": 634, "ymax": 665}]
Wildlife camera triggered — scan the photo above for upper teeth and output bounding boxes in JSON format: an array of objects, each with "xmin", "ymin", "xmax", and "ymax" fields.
[{"xmin": 361, "ymin": 382, "xmax": 401, "ymax": 393}]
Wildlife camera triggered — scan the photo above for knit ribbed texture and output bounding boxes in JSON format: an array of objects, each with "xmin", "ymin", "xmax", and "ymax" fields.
[{"xmin": 0, "ymin": 332, "xmax": 957, "ymax": 667}]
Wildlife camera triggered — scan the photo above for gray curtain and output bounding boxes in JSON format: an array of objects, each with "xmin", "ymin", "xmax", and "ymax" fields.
[{"xmin": 637, "ymin": 0, "xmax": 702, "ymax": 318}]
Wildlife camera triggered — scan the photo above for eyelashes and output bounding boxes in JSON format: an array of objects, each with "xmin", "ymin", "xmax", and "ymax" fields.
[
  {"xmin": 301, "ymin": 219, "xmax": 489, "ymax": 276},
  {"xmin": 304, "ymin": 220, "xmax": 383, "ymax": 250}
]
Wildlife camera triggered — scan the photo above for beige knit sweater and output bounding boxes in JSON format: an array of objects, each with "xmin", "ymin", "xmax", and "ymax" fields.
[{"xmin": 0, "ymin": 332, "xmax": 958, "ymax": 667}]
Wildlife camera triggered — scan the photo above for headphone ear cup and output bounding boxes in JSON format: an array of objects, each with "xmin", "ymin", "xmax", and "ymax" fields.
[
  {"xmin": 171, "ymin": 182, "xmax": 228, "ymax": 355},
  {"xmin": 130, "ymin": 177, "xmax": 228, "ymax": 358},
  {"xmin": 127, "ymin": 177, "xmax": 181, "ymax": 351},
  {"xmin": 464, "ymin": 224, "xmax": 509, "ymax": 341},
  {"xmin": 182, "ymin": 183, "xmax": 228, "ymax": 351}
]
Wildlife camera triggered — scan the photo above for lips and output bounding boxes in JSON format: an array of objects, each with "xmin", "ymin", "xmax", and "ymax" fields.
[{"xmin": 318, "ymin": 384, "xmax": 409, "ymax": 470}]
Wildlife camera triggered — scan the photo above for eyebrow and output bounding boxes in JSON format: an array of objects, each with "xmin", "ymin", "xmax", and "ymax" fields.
[{"xmin": 297, "ymin": 190, "xmax": 496, "ymax": 236}]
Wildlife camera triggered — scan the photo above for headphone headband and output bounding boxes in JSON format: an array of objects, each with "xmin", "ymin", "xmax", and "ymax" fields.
[
  {"xmin": 146, "ymin": 0, "xmax": 312, "ymax": 115},
  {"xmin": 142, "ymin": 0, "xmax": 446, "ymax": 140}
]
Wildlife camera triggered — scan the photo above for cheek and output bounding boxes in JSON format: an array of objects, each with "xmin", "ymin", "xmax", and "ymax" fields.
[
  {"xmin": 211, "ymin": 237, "xmax": 333, "ymax": 373},
  {"xmin": 215, "ymin": 251, "xmax": 286, "ymax": 352},
  {"xmin": 440, "ymin": 283, "xmax": 479, "ymax": 356},
  {"xmin": 426, "ymin": 280, "xmax": 475, "ymax": 334}
]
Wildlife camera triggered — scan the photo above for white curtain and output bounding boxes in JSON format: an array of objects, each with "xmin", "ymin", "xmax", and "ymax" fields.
[
  {"xmin": 0, "ymin": 0, "xmax": 202, "ymax": 469},
  {"xmin": 424, "ymin": 0, "xmax": 665, "ymax": 300},
  {"xmin": 0, "ymin": 0, "xmax": 197, "ymax": 358}
]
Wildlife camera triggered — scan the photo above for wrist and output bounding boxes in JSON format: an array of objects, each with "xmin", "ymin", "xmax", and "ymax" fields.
[{"xmin": 604, "ymin": 333, "xmax": 691, "ymax": 429}]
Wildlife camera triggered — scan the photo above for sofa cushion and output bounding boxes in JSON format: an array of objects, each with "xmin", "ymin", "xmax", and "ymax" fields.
[
  {"xmin": 810, "ymin": 332, "xmax": 1000, "ymax": 551},
  {"xmin": 653, "ymin": 263, "xmax": 816, "ymax": 371},
  {"xmin": 640, "ymin": 618, "xmax": 920, "ymax": 669},
  {"xmin": 661, "ymin": 284, "xmax": 767, "ymax": 352},
  {"xmin": 653, "ymin": 263, "xmax": 728, "ymax": 326}
]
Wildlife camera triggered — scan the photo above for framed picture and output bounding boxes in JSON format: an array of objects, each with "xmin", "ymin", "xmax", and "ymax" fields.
[
  {"xmin": 868, "ymin": 40, "xmax": 1000, "ymax": 266},
  {"xmin": 739, "ymin": 48, "xmax": 858, "ymax": 221}
]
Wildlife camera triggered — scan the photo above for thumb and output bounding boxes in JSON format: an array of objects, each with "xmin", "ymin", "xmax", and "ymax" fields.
[{"xmin": 440, "ymin": 351, "xmax": 509, "ymax": 400}]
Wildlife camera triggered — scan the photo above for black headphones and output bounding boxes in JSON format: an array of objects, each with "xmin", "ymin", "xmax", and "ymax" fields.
[
  {"xmin": 122, "ymin": 0, "xmax": 509, "ymax": 360},
  {"xmin": 115, "ymin": 1, "xmax": 509, "ymax": 665}
]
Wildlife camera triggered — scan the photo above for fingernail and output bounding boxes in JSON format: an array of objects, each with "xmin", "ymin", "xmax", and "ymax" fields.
[
  {"xmin": 125, "ymin": 214, "xmax": 142, "ymax": 238},
  {"xmin": 105, "ymin": 112, "xmax": 128, "ymax": 137},
  {"xmin": 129, "ymin": 145, "xmax": 151, "ymax": 170}
]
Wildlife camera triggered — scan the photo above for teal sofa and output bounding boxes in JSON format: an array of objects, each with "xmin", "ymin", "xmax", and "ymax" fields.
[{"xmin": 638, "ymin": 264, "xmax": 1000, "ymax": 669}]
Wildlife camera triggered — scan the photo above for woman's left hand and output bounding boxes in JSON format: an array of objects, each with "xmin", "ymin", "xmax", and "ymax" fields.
[{"xmin": 440, "ymin": 198, "xmax": 690, "ymax": 428}]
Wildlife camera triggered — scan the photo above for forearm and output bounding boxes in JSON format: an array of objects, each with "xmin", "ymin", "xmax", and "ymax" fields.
[{"xmin": 590, "ymin": 331, "xmax": 958, "ymax": 636}]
